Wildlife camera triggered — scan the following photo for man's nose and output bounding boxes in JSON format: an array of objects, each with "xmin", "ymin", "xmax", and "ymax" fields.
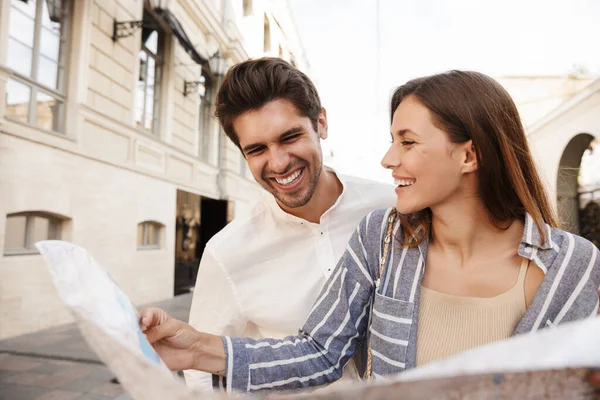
[{"xmin": 268, "ymin": 147, "xmax": 291, "ymax": 173}]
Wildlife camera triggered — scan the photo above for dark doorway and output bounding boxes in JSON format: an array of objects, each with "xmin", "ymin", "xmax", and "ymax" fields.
[
  {"xmin": 197, "ymin": 198, "xmax": 228, "ymax": 260},
  {"xmin": 174, "ymin": 190, "xmax": 231, "ymax": 295}
]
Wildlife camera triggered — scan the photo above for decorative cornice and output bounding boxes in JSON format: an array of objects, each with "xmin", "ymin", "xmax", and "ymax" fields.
[{"xmin": 528, "ymin": 78, "xmax": 600, "ymax": 136}]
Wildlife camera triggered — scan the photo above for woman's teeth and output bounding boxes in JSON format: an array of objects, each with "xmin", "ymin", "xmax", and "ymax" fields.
[
  {"xmin": 395, "ymin": 179, "xmax": 415, "ymax": 187},
  {"xmin": 275, "ymin": 169, "xmax": 302, "ymax": 186}
]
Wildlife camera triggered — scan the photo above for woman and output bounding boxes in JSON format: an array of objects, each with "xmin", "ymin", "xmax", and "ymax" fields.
[{"xmin": 141, "ymin": 70, "xmax": 600, "ymax": 393}]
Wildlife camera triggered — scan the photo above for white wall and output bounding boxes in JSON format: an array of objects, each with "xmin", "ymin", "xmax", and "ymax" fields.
[
  {"xmin": 0, "ymin": 134, "xmax": 176, "ymax": 338},
  {"xmin": 528, "ymin": 80, "xmax": 600, "ymax": 199}
]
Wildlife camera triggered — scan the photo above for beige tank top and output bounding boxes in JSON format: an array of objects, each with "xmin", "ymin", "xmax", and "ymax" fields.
[{"xmin": 416, "ymin": 258, "xmax": 529, "ymax": 367}]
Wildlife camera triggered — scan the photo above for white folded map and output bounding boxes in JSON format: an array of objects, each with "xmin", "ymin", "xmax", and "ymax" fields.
[{"xmin": 37, "ymin": 240, "xmax": 599, "ymax": 399}]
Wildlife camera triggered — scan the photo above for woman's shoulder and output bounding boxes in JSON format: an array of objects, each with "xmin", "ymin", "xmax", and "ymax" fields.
[
  {"xmin": 544, "ymin": 227, "xmax": 599, "ymax": 278},
  {"xmin": 548, "ymin": 226, "xmax": 598, "ymax": 256},
  {"xmin": 534, "ymin": 227, "xmax": 600, "ymax": 325},
  {"xmin": 356, "ymin": 208, "xmax": 396, "ymax": 236},
  {"xmin": 347, "ymin": 208, "xmax": 397, "ymax": 254}
]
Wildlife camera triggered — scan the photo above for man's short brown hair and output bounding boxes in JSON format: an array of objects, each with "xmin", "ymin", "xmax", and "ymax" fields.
[{"xmin": 215, "ymin": 57, "xmax": 322, "ymax": 151}]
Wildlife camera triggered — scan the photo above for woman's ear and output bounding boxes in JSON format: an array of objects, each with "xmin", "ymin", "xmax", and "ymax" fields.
[{"xmin": 461, "ymin": 141, "xmax": 478, "ymax": 173}]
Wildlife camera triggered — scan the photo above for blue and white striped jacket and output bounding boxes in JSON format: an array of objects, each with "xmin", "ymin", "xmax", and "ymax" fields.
[{"xmin": 216, "ymin": 208, "xmax": 600, "ymax": 393}]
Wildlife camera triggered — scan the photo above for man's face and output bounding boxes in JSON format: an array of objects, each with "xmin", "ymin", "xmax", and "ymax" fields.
[{"xmin": 234, "ymin": 99, "xmax": 327, "ymax": 209}]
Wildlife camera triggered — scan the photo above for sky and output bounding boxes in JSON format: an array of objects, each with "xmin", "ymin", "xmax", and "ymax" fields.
[{"xmin": 287, "ymin": 0, "xmax": 600, "ymax": 184}]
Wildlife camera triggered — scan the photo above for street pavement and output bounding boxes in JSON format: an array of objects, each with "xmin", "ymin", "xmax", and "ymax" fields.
[{"xmin": 0, "ymin": 293, "xmax": 193, "ymax": 400}]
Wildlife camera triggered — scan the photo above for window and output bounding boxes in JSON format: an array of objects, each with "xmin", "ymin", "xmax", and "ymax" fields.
[
  {"xmin": 263, "ymin": 15, "xmax": 271, "ymax": 52},
  {"xmin": 135, "ymin": 11, "xmax": 164, "ymax": 135},
  {"xmin": 4, "ymin": 0, "xmax": 70, "ymax": 133},
  {"xmin": 243, "ymin": 0, "xmax": 253, "ymax": 16},
  {"xmin": 4, "ymin": 212, "xmax": 62, "ymax": 255},
  {"xmin": 198, "ymin": 71, "xmax": 215, "ymax": 163},
  {"xmin": 137, "ymin": 221, "xmax": 163, "ymax": 249}
]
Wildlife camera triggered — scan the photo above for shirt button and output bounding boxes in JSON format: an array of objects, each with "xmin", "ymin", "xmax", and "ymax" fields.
[{"xmin": 524, "ymin": 246, "xmax": 532, "ymax": 254}]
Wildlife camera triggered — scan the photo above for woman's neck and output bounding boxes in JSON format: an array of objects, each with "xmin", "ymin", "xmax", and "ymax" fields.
[{"xmin": 429, "ymin": 195, "xmax": 523, "ymax": 264}]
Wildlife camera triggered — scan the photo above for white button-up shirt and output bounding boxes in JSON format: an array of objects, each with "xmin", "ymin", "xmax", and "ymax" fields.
[{"xmin": 184, "ymin": 170, "xmax": 395, "ymax": 390}]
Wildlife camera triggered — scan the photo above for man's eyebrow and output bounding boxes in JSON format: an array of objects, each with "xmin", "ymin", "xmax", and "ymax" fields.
[
  {"xmin": 279, "ymin": 126, "xmax": 304, "ymax": 138},
  {"xmin": 242, "ymin": 126, "xmax": 305, "ymax": 154},
  {"xmin": 242, "ymin": 142, "xmax": 264, "ymax": 154}
]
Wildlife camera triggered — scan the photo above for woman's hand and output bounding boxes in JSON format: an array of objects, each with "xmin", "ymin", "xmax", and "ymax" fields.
[{"xmin": 139, "ymin": 307, "xmax": 227, "ymax": 375}]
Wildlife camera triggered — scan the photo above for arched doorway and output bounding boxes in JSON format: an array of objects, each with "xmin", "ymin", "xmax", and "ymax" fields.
[{"xmin": 556, "ymin": 133, "xmax": 597, "ymax": 235}]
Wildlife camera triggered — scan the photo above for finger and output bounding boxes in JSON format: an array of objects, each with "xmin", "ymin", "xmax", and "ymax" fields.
[
  {"xmin": 144, "ymin": 318, "xmax": 180, "ymax": 345},
  {"xmin": 139, "ymin": 308, "xmax": 166, "ymax": 330}
]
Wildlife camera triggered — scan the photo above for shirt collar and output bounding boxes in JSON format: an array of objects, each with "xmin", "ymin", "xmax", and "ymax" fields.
[
  {"xmin": 520, "ymin": 212, "xmax": 555, "ymax": 251},
  {"xmin": 265, "ymin": 166, "xmax": 347, "ymax": 226}
]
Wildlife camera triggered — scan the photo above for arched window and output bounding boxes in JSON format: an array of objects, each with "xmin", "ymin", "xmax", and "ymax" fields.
[
  {"xmin": 4, "ymin": 212, "xmax": 65, "ymax": 255},
  {"xmin": 137, "ymin": 221, "xmax": 164, "ymax": 249}
]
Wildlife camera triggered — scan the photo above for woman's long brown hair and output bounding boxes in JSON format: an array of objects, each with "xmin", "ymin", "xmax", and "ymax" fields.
[{"xmin": 391, "ymin": 71, "xmax": 559, "ymax": 245}]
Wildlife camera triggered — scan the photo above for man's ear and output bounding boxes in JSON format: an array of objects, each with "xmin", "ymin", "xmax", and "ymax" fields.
[
  {"xmin": 318, "ymin": 107, "xmax": 328, "ymax": 140},
  {"xmin": 461, "ymin": 140, "xmax": 478, "ymax": 173}
]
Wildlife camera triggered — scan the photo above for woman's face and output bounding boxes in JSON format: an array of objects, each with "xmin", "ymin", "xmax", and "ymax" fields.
[{"xmin": 381, "ymin": 95, "xmax": 476, "ymax": 214}]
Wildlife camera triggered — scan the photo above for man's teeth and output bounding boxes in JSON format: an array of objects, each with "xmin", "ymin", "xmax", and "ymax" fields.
[
  {"xmin": 275, "ymin": 169, "xmax": 302, "ymax": 185},
  {"xmin": 394, "ymin": 179, "xmax": 415, "ymax": 187}
]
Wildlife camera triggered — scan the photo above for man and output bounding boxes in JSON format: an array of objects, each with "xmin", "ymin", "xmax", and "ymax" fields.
[{"xmin": 184, "ymin": 57, "xmax": 395, "ymax": 390}]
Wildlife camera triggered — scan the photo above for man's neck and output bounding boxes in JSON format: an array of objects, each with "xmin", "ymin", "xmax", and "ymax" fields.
[{"xmin": 277, "ymin": 168, "xmax": 343, "ymax": 224}]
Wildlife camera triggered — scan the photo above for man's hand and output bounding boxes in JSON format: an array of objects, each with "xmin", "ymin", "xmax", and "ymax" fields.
[
  {"xmin": 140, "ymin": 307, "xmax": 202, "ymax": 371},
  {"xmin": 139, "ymin": 307, "xmax": 227, "ymax": 375}
]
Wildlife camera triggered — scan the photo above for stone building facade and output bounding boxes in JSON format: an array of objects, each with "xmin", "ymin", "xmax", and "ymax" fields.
[{"xmin": 0, "ymin": 0, "xmax": 308, "ymax": 339}]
